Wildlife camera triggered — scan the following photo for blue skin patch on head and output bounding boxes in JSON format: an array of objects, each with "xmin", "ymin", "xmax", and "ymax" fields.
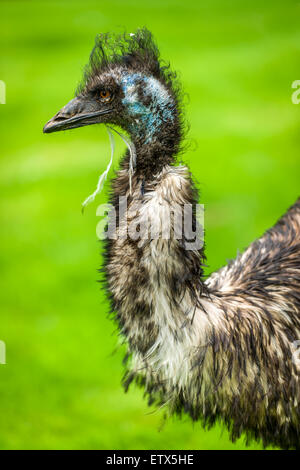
[{"xmin": 121, "ymin": 73, "xmax": 174, "ymax": 142}]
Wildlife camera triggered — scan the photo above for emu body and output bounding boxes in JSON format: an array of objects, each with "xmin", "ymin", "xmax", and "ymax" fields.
[{"xmin": 43, "ymin": 29, "xmax": 300, "ymax": 449}]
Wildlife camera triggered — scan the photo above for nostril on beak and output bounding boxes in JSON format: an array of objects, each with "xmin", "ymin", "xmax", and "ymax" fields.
[
  {"xmin": 54, "ymin": 113, "xmax": 69, "ymax": 122},
  {"xmin": 54, "ymin": 110, "xmax": 74, "ymax": 121}
]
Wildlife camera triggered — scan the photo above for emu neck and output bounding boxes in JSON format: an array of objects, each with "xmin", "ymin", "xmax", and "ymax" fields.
[
  {"xmin": 106, "ymin": 154, "xmax": 207, "ymax": 356},
  {"xmin": 121, "ymin": 90, "xmax": 182, "ymax": 177},
  {"xmin": 130, "ymin": 127, "xmax": 180, "ymax": 177}
]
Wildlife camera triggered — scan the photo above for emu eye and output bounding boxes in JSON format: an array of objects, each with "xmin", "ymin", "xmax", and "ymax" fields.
[{"xmin": 99, "ymin": 90, "xmax": 112, "ymax": 102}]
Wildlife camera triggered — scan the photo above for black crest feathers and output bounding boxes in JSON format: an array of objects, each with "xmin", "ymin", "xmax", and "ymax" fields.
[{"xmin": 76, "ymin": 27, "xmax": 180, "ymax": 98}]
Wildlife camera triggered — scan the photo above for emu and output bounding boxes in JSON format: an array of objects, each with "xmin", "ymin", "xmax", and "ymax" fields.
[{"xmin": 43, "ymin": 29, "xmax": 300, "ymax": 449}]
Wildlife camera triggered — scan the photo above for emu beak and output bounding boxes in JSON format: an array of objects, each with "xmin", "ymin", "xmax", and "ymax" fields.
[{"xmin": 43, "ymin": 96, "xmax": 112, "ymax": 134}]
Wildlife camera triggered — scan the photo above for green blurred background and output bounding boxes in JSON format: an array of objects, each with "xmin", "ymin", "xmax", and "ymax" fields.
[{"xmin": 0, "ymin": 0, "xmax": 299, "ymax": 450}]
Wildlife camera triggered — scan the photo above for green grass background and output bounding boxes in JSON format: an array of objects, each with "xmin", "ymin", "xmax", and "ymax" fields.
[{"xmin": 0, "ymin": 0, "xmax": 299, "ymax": 450}]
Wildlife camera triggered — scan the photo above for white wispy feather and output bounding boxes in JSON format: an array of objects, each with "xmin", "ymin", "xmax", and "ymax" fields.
[{"xmin": 82, "ymin": 126, "xmax": 137, "ymax": 211}]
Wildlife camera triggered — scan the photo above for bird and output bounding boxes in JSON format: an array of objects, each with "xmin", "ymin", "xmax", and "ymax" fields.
[{"xmin": 43, "ymin": 28, "xmax": 300, "ymax": 449}]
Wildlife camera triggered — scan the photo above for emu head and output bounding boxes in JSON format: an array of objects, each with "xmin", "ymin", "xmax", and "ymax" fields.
[{"xmin": 43, "ymin": 28, "xmax": 180, "ymax": 145}]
